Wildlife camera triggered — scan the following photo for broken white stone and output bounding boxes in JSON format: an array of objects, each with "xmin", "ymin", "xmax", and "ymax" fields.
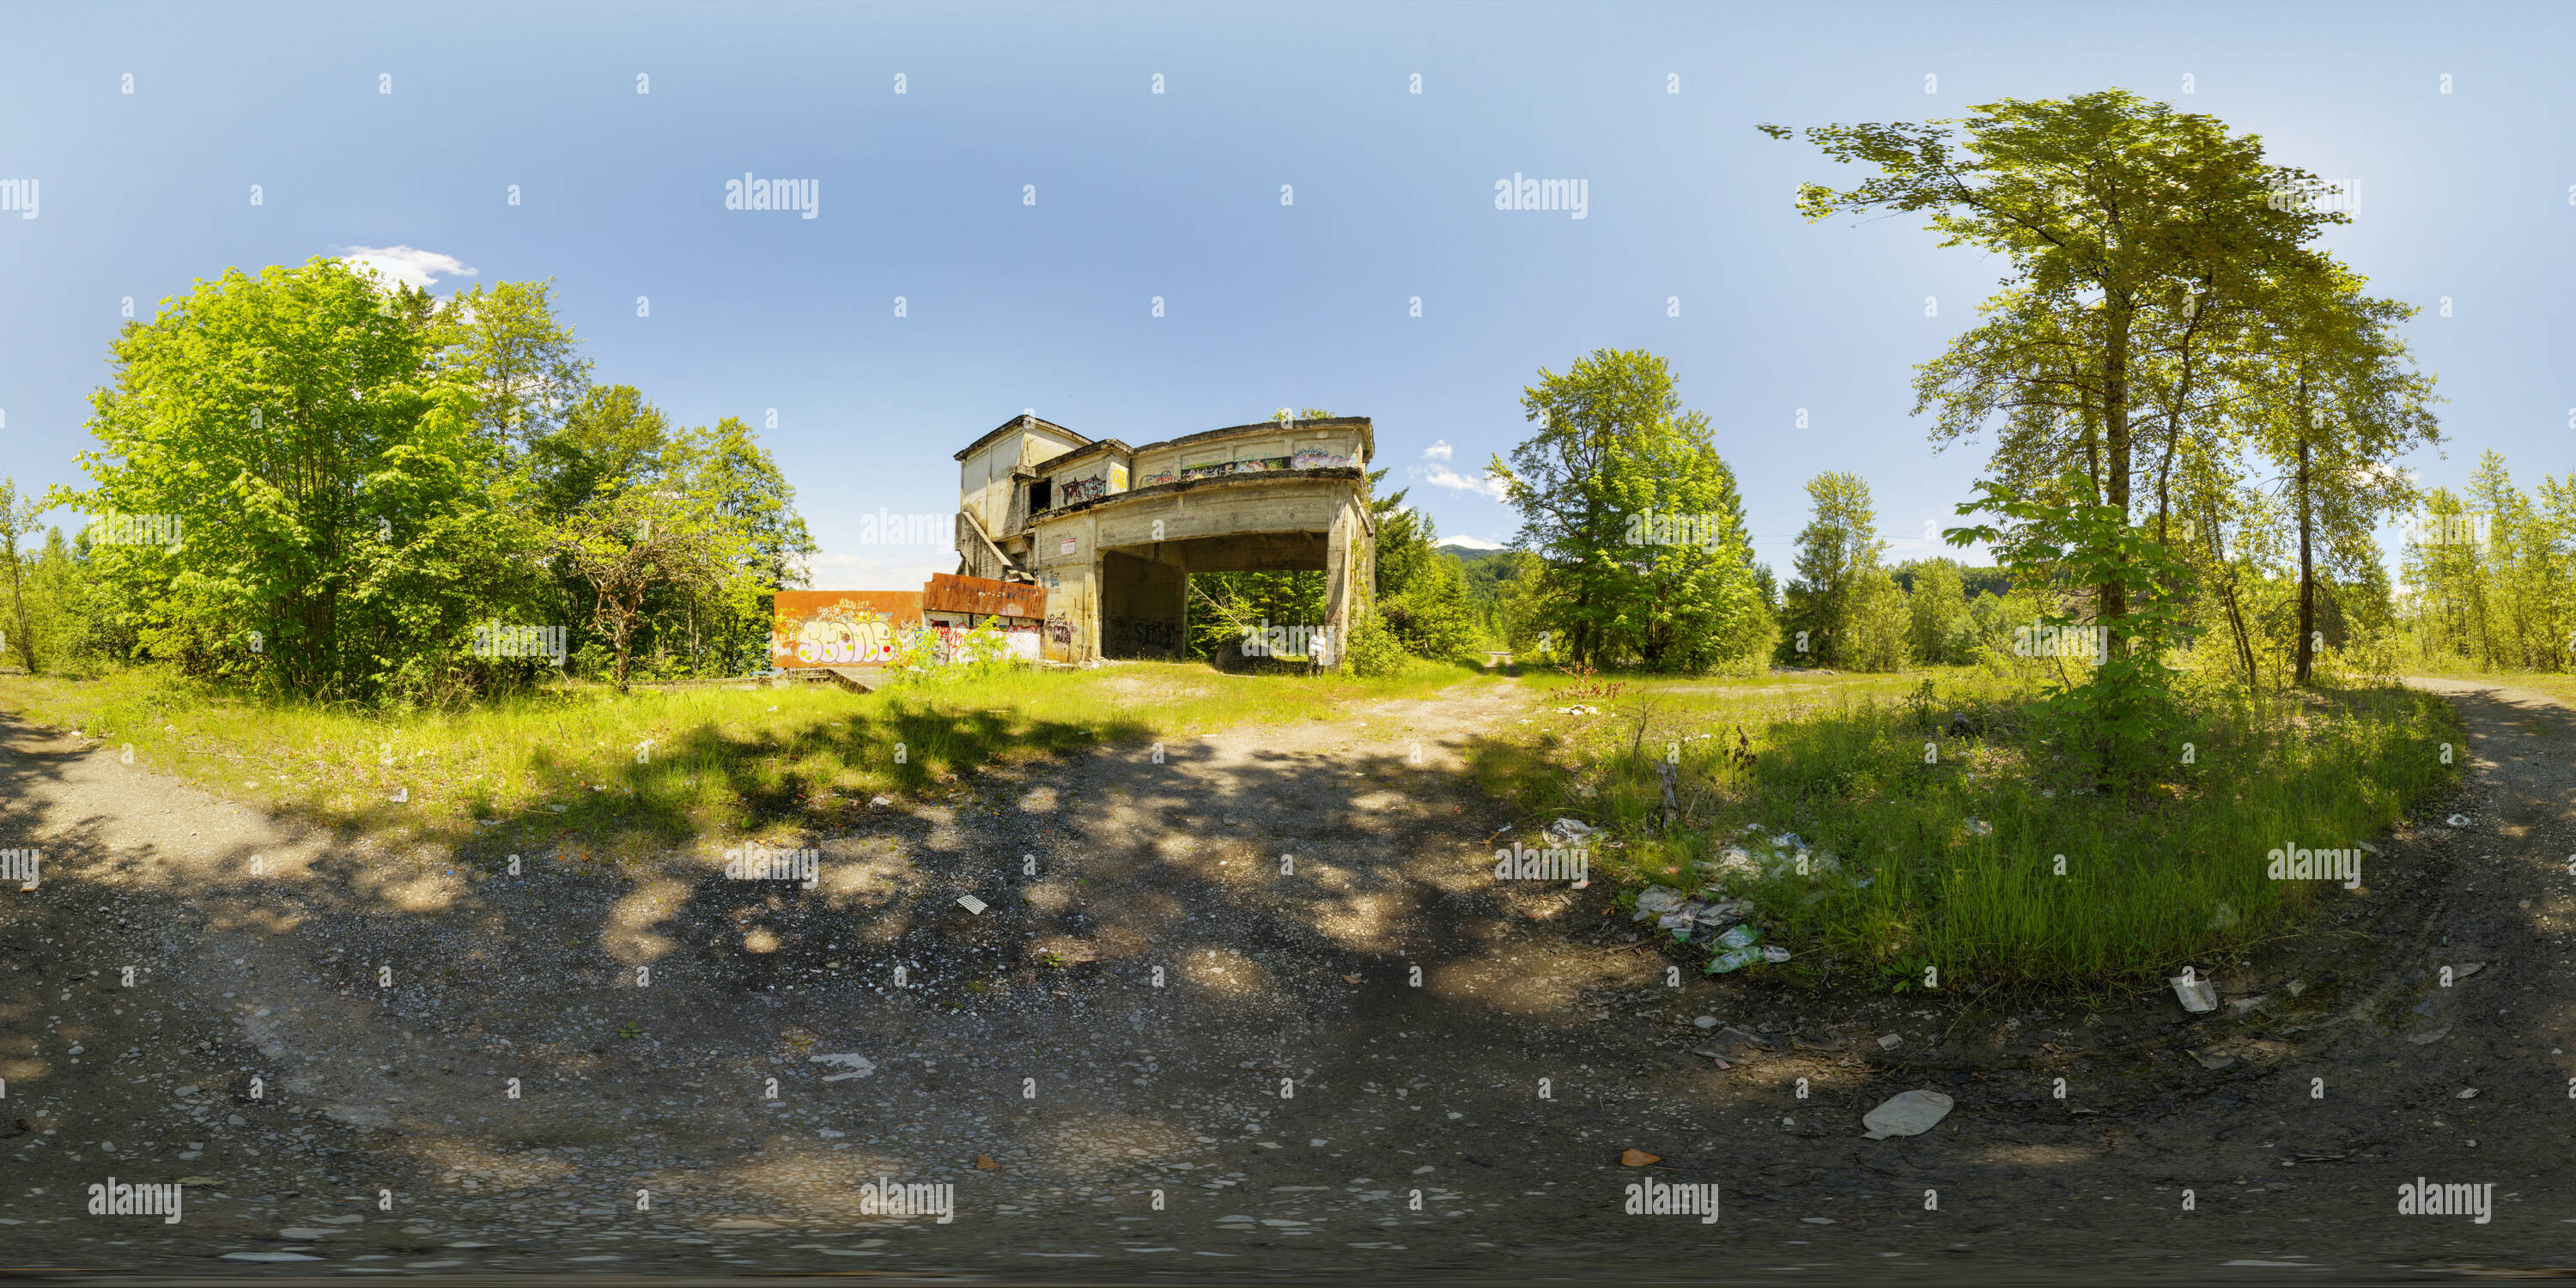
[{"xmin": 1861, "ymin": 1089, "xmax": 1953, "ymax": 1139}]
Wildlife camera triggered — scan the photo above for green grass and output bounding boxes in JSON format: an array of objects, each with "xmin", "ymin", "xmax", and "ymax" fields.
[
  {"xmin": 0, "ymin": 658, "xmax": 1485, "ymax": 861},
  {"xmin": 1469, "ymin": 664, "xmax": 2465, "ymax": 993}
]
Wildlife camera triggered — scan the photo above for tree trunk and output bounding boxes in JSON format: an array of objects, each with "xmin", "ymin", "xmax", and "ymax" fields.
[
  {"xmin": 2100, "ymin": 297, "xmax": 2133, "ymax": 660},
  {"xmin": 2204, "ymin": 505, "xmax": 2257, "ymax": 688},
  {"xmin": 5, "ymin": 538, "xmax": 35, "ymax": 673},
  {"xmin": 2294, "ymin": 371, "xmax": 2316, "ymax": 687}
]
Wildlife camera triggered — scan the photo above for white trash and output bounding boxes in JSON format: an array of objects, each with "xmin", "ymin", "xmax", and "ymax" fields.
[
  {"xmin": 1862, "ymin": 1089, "xmax": 1954, "ymax": 1139},
  {"xmin": 811, "ymin": 1054, "xmax": 876, "ymax": 1082},
  {"xmin": 2171, "ymin": 974, "xmax": 2218, "ymax": 1012}
]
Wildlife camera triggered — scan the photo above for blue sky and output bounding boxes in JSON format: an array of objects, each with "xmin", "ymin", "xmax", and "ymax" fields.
[{"xmin": 3, "ymin": 1, "xmax": 2567, "ymax": 588}]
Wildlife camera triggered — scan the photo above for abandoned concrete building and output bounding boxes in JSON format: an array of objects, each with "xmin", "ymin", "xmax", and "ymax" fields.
[{"xmin": 951, "ymin": 412, "xmax": 1376, "ymax": 665}]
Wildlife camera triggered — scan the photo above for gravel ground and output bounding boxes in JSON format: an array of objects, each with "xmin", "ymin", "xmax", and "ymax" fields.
[{"xmin": 0, "ymin": 674, "xmax": 2572, "ymax": 1282}]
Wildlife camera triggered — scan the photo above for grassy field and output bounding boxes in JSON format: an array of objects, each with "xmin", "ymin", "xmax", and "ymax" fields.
[
  {"xmin": 1470, "ymin": 663, "xmax": 2465, "ymax": 993},
  {"xmin": 0, "ymin": 659, "xmax": 1486, "ymax": 860}
]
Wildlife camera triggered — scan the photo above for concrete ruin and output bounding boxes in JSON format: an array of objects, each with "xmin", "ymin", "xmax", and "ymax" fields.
[{"xmin": 953, "ymin": 413, "xmax": 1376, "ymax": 665}]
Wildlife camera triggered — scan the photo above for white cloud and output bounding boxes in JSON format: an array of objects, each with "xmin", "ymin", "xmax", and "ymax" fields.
[
  {"xmin": 805, "ymin": 551, "xmax": 956, "ymax": 592},
  {"xmin": 337, "ymin": 246, "xmax": 477, "ymax": 290},
  {"xmin": 1420, "ymin": 463, "xmax": 1510, "ymax": 501},
  {"xmin": 1423, "ymin": 440, "xmax": 1455, "ymax": 461}
]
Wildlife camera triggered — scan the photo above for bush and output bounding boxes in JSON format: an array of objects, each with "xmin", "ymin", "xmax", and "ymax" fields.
[{"xmin": 1344, "ymin": 606, "xmax": 1410, "ymax": 677}]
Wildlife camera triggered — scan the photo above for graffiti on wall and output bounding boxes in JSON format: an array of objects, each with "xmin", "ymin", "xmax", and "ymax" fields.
[
  {"xmin": 1105, "ymin": 617, "xmax": 1182, "ymax": 657},
  {"xmin": 771, "ymin": 591, "xmax": 925, "ymax": 668},
  {"xmin": 1059, "ymin": 473, "xmax": 1109, "ymax": 505},
  {"xmin": 793, "ymin": 608, "xmax": 896, "ymax": 665},
  {"xmin": 1291, "ymin": 447, "xmax": 1352, "ymax": 470},
  {"xmin": 1046, "ymin": 615, "xmax": 1075, "ymax": 646}
]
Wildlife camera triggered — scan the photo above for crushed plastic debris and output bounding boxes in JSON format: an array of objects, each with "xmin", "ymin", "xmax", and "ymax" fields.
[
  {"xmin": 1964, "ymin": 817, "xmax": 1995, "ymax": 836},
  {"xmin": 1544, "ymin": 817, "xmax": 1598, "ymax": 847},
  {"xmin": 810, "ymin": 1054, "xmax": 876, "ymax": 1082},
  {"xmin": 1861, "ymin": 1089, "xmax": 1954, "ymax": 1139},
  {"xmin": 2445, "ymin": 814, "xmax": 2470, "ymax": 827},
  {"xmin": 2171, "ymin": 973, "xmax": 2218, "ymax": 1012},
  {"xmin": 1631, "ymin": 886, "xmax": 1687, "ymax": 920}
]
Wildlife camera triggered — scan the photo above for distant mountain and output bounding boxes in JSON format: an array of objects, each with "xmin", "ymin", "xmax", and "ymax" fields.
[{"xmin": 1435, "ymin": 536, "xmax": 1506, "ymax": 551}]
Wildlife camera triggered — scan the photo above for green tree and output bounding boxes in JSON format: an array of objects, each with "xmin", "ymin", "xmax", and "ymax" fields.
[
  {"xmin": 2235, "ymin": 267, "xmax": 2440, "ymax": 683},
  {"xmin": 675, "ymin": 416, "xmax": 817, "ymax": 671},
  {"xmin": 0, "ymin": 479, "xmax": 44, "ymax": 671},
  {"xmin": 72, "ymin": 258, "xmax": 529, "ymax": 699},
  {"xmin": 1781, "ymin": 471, "xmax": 1886, "ymax": 667},
  {"xmin": 1372, "ymin": 504, "xmax": 1479, "ymax": 661},
  {"xmin": 556, "ymin": 483, "xmax": 749, "ymax": 692},
  {"xmin": 438, "ymin": 278, "xmax": 593, "ymax": 452},
  {"xmin": 1784, "ymin": 89, "xmax": 2343, "ymax": 655},
  {"xmin": 1901, "ymin": 556, "xmax": 1973, "ymax": 665},
  {"xmin": 1491, "ymin": 349, "xmax": 1766, "ymax": 671}
]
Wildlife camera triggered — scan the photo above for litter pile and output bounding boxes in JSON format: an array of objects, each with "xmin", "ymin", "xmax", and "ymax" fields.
[{"xmin": 1625, "ymin": 826, "xmax": 1876, "ymax": 974}]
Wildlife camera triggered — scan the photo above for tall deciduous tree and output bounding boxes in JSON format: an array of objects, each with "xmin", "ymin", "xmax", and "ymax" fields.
[
  {"xmin": 0, "ymin": 478, "xmax": 44, "ymax": 672},
  {"xmin": 556, "ymin": 483, "xmax": 748, "ymax": 692},
  {"xmin": 1782, "ymin": 89, "xmax": 2342, "ymax": 656},
  {"xmin": 74, "ymin": 257, "xmax": 525, "ymax": 698},
  {"xmin": 1782, "ymin": 471, "xmax": 1890, "ymax": 667},
  {"xmin": 1490, "ymin": 349, "xmax": 1767, "ymax": 671},
  {"xmin": 439, "ymin": 279, "xmax": 593, "ymax": 452},
  {"xmin": 2235, "ymin": 267, "xmax": 2440, "ymax": 683}
]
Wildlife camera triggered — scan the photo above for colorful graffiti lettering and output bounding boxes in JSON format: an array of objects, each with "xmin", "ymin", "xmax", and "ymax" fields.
[
  {"xmin": 793, "ymin": 608, "xmax": 897, "ymax": 665},
  {"xmin": 1060, "ymin": 474, "xmax": 1109, "ymax": 505}
]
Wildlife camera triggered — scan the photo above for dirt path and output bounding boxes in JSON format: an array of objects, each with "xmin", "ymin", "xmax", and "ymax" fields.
[{"xmin": 0, "ymin": 673, "xmax": 2571, "ymax": 1279}]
